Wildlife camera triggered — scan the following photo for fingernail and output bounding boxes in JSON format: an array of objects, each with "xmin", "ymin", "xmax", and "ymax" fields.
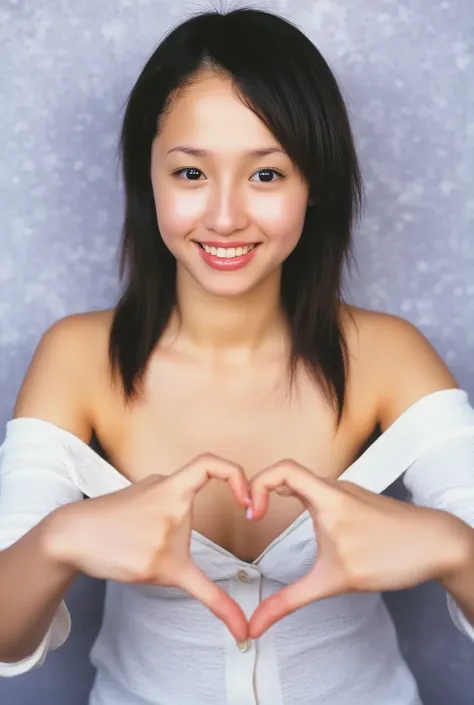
[{"xmin": 245, "ymin": 507, "xmax": 254, "ymax": 520}]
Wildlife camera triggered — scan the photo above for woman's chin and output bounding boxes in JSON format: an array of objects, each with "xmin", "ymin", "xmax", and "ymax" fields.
[
  {"xmin": 197, "ymin": 279, "xmax": 257, "ymax": 298},
  {"xmin": 177, "ymin": 259, "xmax": 275, "ymax": 299}
]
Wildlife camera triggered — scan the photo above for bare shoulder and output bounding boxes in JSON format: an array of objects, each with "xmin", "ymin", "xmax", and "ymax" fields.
[
  {"xmin": 341, "ymin": 305, "xmax": 458, "ymax": 431},
  {"xmin": 13, "ymin": 308, "xmax": 116, "ymax": 442}
]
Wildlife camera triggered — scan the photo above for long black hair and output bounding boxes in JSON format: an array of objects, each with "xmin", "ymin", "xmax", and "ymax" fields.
[{"xmin": 109, "ymin": 6, "xmax": 364, "ymax": 423}]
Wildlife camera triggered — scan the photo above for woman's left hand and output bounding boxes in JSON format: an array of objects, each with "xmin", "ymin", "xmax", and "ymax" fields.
[{"xmin": 248, "ymin": 460, "xmax": 472, "ymax": 639}]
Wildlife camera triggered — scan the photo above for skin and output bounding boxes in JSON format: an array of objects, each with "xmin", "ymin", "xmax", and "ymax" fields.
[{"xmin": 13, "ymin": 70, "xmax": 474, "ymax": 642}]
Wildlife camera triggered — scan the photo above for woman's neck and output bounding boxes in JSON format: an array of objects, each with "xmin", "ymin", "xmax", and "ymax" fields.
[{"xmin": 167, "ymin": 267, "xmax": 288, "ymax": 362}]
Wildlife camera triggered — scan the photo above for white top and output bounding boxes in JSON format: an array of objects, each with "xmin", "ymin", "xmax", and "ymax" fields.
[{"xmin": 1, "ymin": 388, "xmax": 474, "ymax": 705}]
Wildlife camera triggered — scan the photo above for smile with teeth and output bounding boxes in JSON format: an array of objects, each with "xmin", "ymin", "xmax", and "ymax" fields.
[{"xmin": 199, "ymin": 243, "xmax": 257, "ymax": 258}]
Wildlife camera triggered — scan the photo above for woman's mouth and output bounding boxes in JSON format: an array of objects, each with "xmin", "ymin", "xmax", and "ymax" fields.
[{"xmin": 193, "ymin": 241, "xmax": 261, "ymax": 271}]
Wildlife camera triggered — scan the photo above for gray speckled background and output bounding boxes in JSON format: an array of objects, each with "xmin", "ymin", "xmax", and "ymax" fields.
[{"xmin": 0, "ymin": 1, "xmax": 473, "ymax": 703}]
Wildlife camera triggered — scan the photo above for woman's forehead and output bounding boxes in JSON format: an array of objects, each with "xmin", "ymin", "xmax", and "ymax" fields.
[{"xmin": 156, "ymin": 78, "xmax": 282, "ymax": 157}]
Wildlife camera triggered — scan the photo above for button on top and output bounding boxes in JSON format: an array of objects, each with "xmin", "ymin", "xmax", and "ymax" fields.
[
  {"xmin": 237, "ymin": 569, "xmax": 249, "ymax": 583},
  {"xmin": 236, "ymin": 639, "xmax": 251, "ymax": 652}
]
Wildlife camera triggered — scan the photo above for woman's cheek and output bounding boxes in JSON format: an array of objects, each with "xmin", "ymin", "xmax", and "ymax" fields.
[
  {"xmin": 155, "ymin": 191, "xmax": 202, "ymax": 244},
  {"xmin": 252, "ymin": 197, "xmax": 306, "ymax": 253}
]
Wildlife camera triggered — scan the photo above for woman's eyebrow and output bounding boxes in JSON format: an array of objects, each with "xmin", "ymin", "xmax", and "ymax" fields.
[{"xmin": 166, "ymin": 145, "xmax": 286, "ymax": 158}]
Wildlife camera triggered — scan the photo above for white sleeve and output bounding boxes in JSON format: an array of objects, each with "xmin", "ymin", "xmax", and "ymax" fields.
[
  {"xmin": 403, "ymin": 431, "xmax": 474, "ymax": 642},
  {"xmin": 337, "ymin": 387, "xmax": 474, "ymax": 642},
  {"xmin": 0, "ymin": 420, "xmax": 84, "ymax": 677}
]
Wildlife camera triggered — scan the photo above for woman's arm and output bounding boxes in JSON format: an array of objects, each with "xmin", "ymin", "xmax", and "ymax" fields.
[
  {"xmin": 0, "ymin": 317, "xmax": 93, "ymax": 670},
  {"xmin": 0, "ymin": 514, "xmax": 78, "ymax": 663},
  {"xmin": 439, "ymin": 543, "xmax": 474, "ymax": 635},
  {"xmin": 371, "ymin": 312, "xmax": 474, "ymax": 636}
]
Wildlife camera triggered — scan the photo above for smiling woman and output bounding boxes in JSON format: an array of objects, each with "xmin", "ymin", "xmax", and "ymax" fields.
[
  {"xmin": 112, "ymin": 7, "xmax": 362, "ymax": 410},
  {"xmin": 1, "ymin": 5, "xmax": 474, "ymax": 705},
  {"xmin": 150, "ymin": 75, "xmax": 311, "ymax": 288}
]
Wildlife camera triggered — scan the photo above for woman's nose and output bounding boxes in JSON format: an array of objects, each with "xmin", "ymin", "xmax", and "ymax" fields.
[{"xmin": 202, "ymin": 186, "xmax": 249, "ymax": 235}]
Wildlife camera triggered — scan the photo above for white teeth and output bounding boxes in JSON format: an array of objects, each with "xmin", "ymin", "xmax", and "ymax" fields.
[{"xmin": 201, "ymin": 243, "xmax": 256, "ymax": 258}]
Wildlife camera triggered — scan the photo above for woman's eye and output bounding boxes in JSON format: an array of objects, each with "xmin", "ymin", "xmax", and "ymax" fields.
[
  {"xmin": 174, "ymin": 167, "xmax": 204, "ymax": 181},
  {"xmin": 251, "ymin": 169, "xmax": 283, "ymax": 183},
  {"xmin": 173, "ymin": 167, "xmax": 283, "ymax": 183}
]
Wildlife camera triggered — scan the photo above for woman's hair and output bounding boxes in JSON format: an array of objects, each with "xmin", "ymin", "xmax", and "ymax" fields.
[{"xmin": 109, "ymin": 6, "xmax": 364, "ymax": 423}]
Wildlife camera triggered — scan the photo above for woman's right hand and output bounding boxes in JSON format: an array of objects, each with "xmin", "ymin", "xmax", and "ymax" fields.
[{"xmin": 46, "ymin": 454, "xmax": 251, "ymax": 641}]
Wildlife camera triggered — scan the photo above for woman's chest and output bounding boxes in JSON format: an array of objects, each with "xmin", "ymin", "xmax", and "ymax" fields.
[{"xmin": 95, "ymin": 360, "xmax": 374, "ymax": 561}]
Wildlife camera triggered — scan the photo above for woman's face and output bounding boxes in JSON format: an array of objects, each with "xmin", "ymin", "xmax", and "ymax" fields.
[{"xmin": 151, "ymin": 71, "xmax": 311, "ymax": 298}]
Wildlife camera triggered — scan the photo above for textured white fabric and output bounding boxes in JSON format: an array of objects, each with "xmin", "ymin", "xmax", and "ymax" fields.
[{"xmin": 0, "ymin": 388, "xmax": 473, "ymax": 704}]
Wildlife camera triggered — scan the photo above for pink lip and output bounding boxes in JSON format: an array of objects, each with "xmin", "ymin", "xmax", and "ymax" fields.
[{"xmin": 195, "ymin": 242, "xmax": 259, "ymax": 271}]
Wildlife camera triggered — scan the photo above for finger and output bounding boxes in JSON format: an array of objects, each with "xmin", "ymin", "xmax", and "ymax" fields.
[
  {"xmin": 249, "ymin": 556, "xmax": 349, "ymax": 639},
  {"xmin": 174, "ymin": 454, "xmax": 251, "ymax": 508},
  {"xmin": 248, "ymin": 572, "xmax": 315, "ymax": 639},
  {"xmin": 250, "ymin": 462, "xmax": 333, "ymax": 520},
  {"xmin": 179, "ymin": 563, "xmax": 249, "ymax": 642},
  {"xmin": 337, "ymin": 479, "xmax": 394, "ymax": 506}
]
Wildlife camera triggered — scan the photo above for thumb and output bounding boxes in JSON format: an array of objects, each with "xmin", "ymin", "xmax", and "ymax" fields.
[
  {"xmin": 248, "ymin": 572, "xmax": 314, "ymax": 639},
  {"xmin": 248, "ymin": 558, "xmax": 345, "ymax": 639},
  {"xmin": 179, "ymin": 563, "xmax": 249, "ymax": 643}
]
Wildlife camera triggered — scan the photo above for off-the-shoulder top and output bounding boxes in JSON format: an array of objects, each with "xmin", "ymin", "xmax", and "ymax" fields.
[{"xmin": 1, "ymin": 388, "xmax": 474, "ymax": 705}]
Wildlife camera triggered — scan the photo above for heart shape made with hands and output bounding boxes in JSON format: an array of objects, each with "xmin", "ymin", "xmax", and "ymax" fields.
[{"xmin": 181, "ymin": 457, "xmax": 356, "ymax": 641}]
